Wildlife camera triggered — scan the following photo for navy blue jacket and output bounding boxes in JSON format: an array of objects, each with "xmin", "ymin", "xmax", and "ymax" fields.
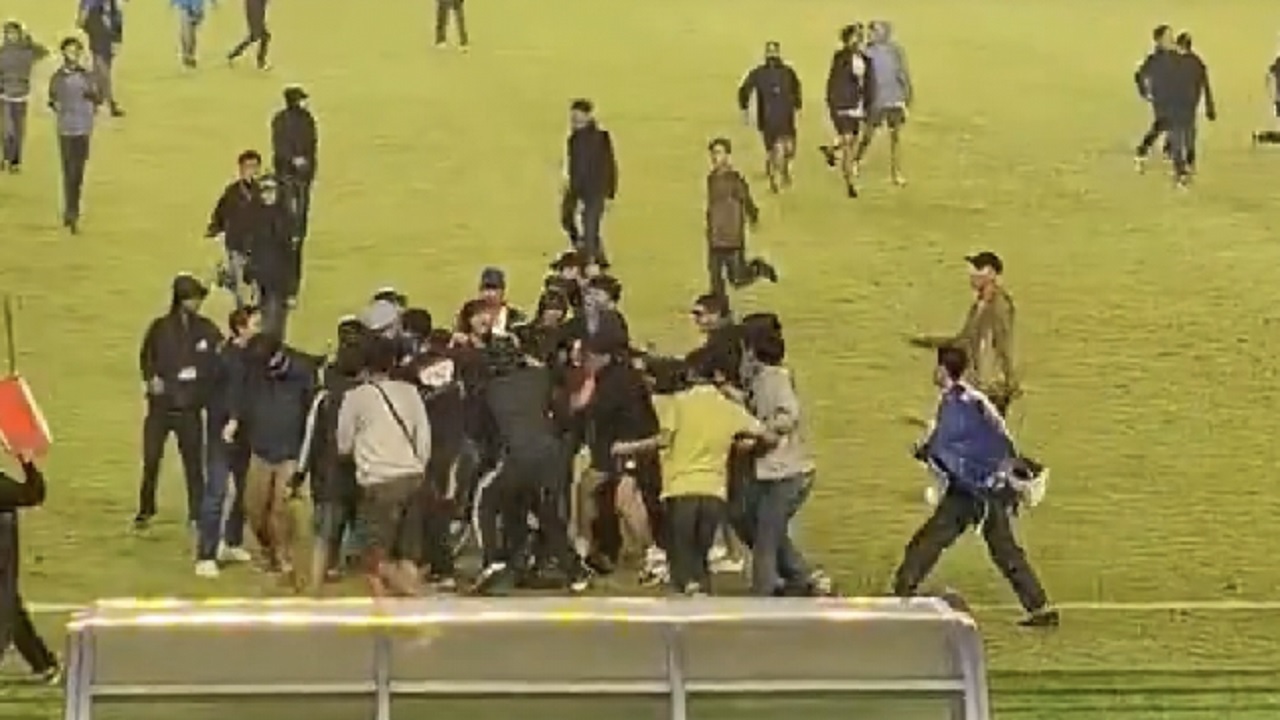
[
  {"xmin": 239, "ymin": 353, "xmax": 316, "ymax": 463},
  {"xmin": 924, "ymin": 384, "xmax": 1013, "ymax": 496},
  {"xmin": 208, "ymin": 342, "xmax": 249, "ymax": 428}
]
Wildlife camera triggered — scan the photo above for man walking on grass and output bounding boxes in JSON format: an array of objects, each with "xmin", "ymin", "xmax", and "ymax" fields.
[
  {"xmin": 271, "ymin": 86, "xmax": 319, "ymax": 257},
  {"xmin": 908, "ymin": 251, "xmax": 1019, "ymax": 416},
  {"xmin": 173, "ymin": 0, "xmax": 210, "ymax": 69},
  {"xmin": 228, "ymin": 0, "xmax": 272, "ymax": 70},
  {"xmin": 1165, "ymin": 32, "xmax": 1215, "ymax": 188},
  {"xmin": 1133, "ymin": 25, "xmax": 1176, "ymax": 171},
  {"xmin": 704, "ymin": 137, "xmax": 777, "ymax": 298},
  {"xmin": 738, "ymin": 41, "xmax": 802, "ymax": 192},
  {"xmin": 77, "ymin": 0, "xmax": 125, "ymax": 117},
  {"xmin": 0, "ymin": 21, "xmax": 49, "ymax": 173},
  {"xmin": 819, "ymin": 24, "xmax": 870, "ymax": 198},
  {"xmin": 435, "ymin": 0, "xmax": 469, "ymax": 50},
  {"xmin": 1253, "ymin": 43, "xmax": 1280, "ymax": 146},
  {"xmin": 562, "ymin": 99, "xmax": 618, "ymax": 266},
  {"xmin": 854, "ymin": 21, "xmax": 913, "ymax": 187},
  {"xmin": 48, "ymin": 36, "xmax": 100, "ymax": 235}
]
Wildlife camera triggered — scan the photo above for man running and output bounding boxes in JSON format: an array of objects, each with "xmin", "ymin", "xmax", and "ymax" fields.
[
  {"xmin": 1133, "ymin": 25, "xmax": 1176, "ymax": 171},
  {"xmin": 854, "ymin": 21, "xmax": 913, "ymax": 186},
  {"xmin": 228, "ymin": 0, "xmax": 272, "ymax": 70},
  {"xmin": 737, "ymin": 41, "xmax": 802, "ymax": 192},
  {"xmin": 819, "ymin": 24, "xmax": 869, "ymax": 198}
]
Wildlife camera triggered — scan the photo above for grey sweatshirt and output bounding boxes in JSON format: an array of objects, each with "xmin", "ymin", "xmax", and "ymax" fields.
[
  {"xmin": 864, "ymin": 41, "xmax": 912, "ymax": 109},
  {"xmin": 748, "ymin": 365, "xmax": 815, "ymax": 480},
  {"xmin": 48, "ymin": 65, "xmax": 98, "ymax": 136},
  {"xmin": 336, "ymin": 379, "xmax": 431, "ymax": 487},
  {"xmin": 0, "ymin": 39, "xmax": 50, "ymax": 101}
]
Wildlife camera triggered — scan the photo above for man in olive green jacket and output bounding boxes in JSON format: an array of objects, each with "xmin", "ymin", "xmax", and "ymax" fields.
[{"xmin": 909, "ymin": 251, "xmax": 1019, "ymax": 415}]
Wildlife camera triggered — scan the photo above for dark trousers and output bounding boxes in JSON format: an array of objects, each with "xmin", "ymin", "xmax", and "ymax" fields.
[
  {"xmin": 260, "ymin": 291, "xmax": 290, "ymax": 339},
  {"xmin": 560, "ymin": 192, "xmax": 607, "ymax": 265},
  {"xmin": 435, "ymin": 0, "xmax": 469, "ymax": 45},
  {"xmin": 744, "ymin": 474, "xmax": 813, "ymax": 595},
  {"xmin": 892, "ymin": 490, "xmax": 1049, "ymax": 613},
  {"xmin": 285, "ymin": 176, "xmax": 313, "ymax": 242},
  {"xmin": 229, "ymin": 19, "xmax": 271, "ymax": 66},
  {"xmin": 706, "ymin": 246, "xmax": 770, "ymax": 298},
  {"xmin": 1136, "ymin": 115, "xmax": 1169, "ymax": 157},
  {"xmin": 419, "ymin": 449, "xmax": 457, "ymax": 577},
  {"xmin": 665, "ymin": 495, "xmax": 724, "ymax": 591},
  {"xmin": 58, "ymin": 135, "xmax": 91, "ymax": 223},
  {"xmin": 197, "ymin": 423, "xmax": 249, "ymax": 560},
  {"xmin": 138, "ymin": 404, "xmax": 205, "ymax": 523},
  {"xmin": 1, "ymin": 100, "xmax": 28, "ymax": 167},
  {"xmin": 1167, "ymin": 118, "xmax": 1198, "ymax": 177},
  {"xmin": 477, "ymin": 443, "xmax": 574, "ymax": 571},
  {"xmin": 0, "ymin": 516, "xmax": 56, "ymax": 674}
]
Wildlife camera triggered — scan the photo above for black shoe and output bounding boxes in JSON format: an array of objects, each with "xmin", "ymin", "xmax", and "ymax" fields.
[
  {"xmin": 818, "ymin": 145, "xmax": 837, "ymax": 168},
  {"xmin": 35, "ymin": 662, "xmax": 62, "ymax": 686},
  {"xmin": 109, "ymin": 104, "xmax": 125, "ymax": 118},
  {"xmin": 1017, "ymin": 608, "xmax": 1060, "ymax": 628},
  {"xmin": 66, "ymin": 218, "xmax": 80, "ymax": 235},
  {"xmin": 846, "ymin": 183, "xmax": 859, "ymax": 199},
  {"xmin": 183, "ymin": 57, "xmax": 198, "ymax": 69},
  {"xmin": 584, "ymin": 552, "xmax": 615, "ymax": 576},
  {"xmin": 132, "ymin": 514, "xmax": 153, "ymax": 532},
  {"xmin": 757, "ymin": 261, "xmax": 779, "ymax": 284}
]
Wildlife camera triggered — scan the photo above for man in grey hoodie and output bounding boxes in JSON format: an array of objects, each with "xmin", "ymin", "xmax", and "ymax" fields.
[
  {"xmin": 337, "ymin": 335, "xmax": 431, "ymax": 597},
  {"xmin": 854, "ymin": 20, "xmax": 913, "ymax": 187},
  {"xmin": 0, "ymin": 22, "xmax": 48, "ymax": 173},
  {"xmin": 742, "ymin": 327, "xmax": 832, "ymax": 597},
  {"xmin": 47, "ymin": 37, "xmax": 100, "ymax": 234}
]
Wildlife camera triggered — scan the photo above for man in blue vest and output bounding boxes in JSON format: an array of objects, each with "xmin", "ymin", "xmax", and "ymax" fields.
[{"xmin": 891, "ymin": 345, "xmax": 1058, "ymax": 628}]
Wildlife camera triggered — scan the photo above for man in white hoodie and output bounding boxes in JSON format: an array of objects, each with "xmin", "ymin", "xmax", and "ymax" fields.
[{"xmin": 337, "ymin": 336, "xmax": 431, "ymax": 596}]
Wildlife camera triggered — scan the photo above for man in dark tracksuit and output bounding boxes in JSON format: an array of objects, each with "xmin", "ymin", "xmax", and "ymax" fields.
[
  {"xmin": 47, "ymin": 37, "xmax": 99, "ymax": 235},
  {"xmin": 435, "ymin": 0, "xmax": 470, "ymax": 49},
  {"xmin": 1165, "ymin": 32, "xmax": 1216, "ymax": 188},
  {"xmin": 0, "ymin": 22, "xmax": 49, "ymax": 173},
  {"xmin": 704, "ymin": 137, "xmax": 777, "ymax": 298},
  {"xmin": 135, "ymin": 274, "xmax": 223, "ymax": 530},
  {"xmin": 892, "ymin": 346, "xmax": 1058, "ymax": 628},
  {"xmin": 77, "ymin": 0, "xmax": 124, "ymax": 117},
  {"xmin": 228, "ymin": 0, "xmax": 271, "ymax": 70},
  {"xmin": 246, "ymin": 175, "xmax": 298, "ymax": 337},
  {"xmin": 0, "ymin": 456, "xmax": 60, "ymax": 683},
  {"xmin": 738, "ymin": 41, "xmax": 802, "ymax": 192},
  {"xmin": 473, "ymin": 338, "xmax": 587, "ymax": 594},
  {"xmin": 820, "ymin": 24, "xmax": 869, "ymax": 198},
  {"xmin": 271, "ymin": 86, "xmax": 318, "ymax": 251},
  {"xmin": 194, "ymin": 306, "xmax": 258, "ymax": 578},
  {"xmin": 207, "ymin": 150, "xmax": 264, "ymax": 308},
  {"xmin": 1133, "ymin": 24, "xmax": 1175, "ymax": 169},
  {"xmin": 562, "ymin": 99, "xmax": 618, "ymax": 266}
]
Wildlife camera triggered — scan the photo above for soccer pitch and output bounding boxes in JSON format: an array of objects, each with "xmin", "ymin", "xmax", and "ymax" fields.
[{"xmin": 3, "ymin": 0, "xmax": 1280, "ymax": 717}]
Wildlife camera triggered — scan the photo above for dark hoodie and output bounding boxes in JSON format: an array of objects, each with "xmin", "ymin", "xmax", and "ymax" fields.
[
  {"xmin": 138, "ymin": 293, "xmax": 223, "ymax": 411},
  {"xmin": 238, "ymin": 337, "xmax": 316, "ymax": 464},
  {"xmin": 247, "ymin": 193, "xmax": 297, "ymax": 296},
  {"xmin": 271, "ymin": 89, "xmax": 318, "ymax": 181},
  {"xmin": 298, "ymin": 352, "xmax": 360, "ymax": 503},
  {"xmin": 207, "ymin": 179, "xmax": 261, "ymax": 255}
]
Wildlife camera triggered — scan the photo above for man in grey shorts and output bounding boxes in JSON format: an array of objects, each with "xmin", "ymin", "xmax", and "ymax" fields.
[{"xmin": 337, "ymin": 336, "xmax": 431, "ymax": 597}]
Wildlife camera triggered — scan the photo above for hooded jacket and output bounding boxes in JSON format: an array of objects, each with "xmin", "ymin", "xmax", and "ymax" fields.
[
  {"xmin": 0, "ymin": 32, "xmax": 50, "ymax": 101},
  {"xmin": 246, "ymin": 200, "xmax": 297, "ymax": 295},
  {"xmin": 138, "ymin": 297, "xmax": 223, "ymax": 411},
  {"xmin": 207, "ymin": 179, "xmax": 261, "ymax": 254},
  {"xmin": 271, "ymin": 94, "xmax": 318, "ymax": 181}
]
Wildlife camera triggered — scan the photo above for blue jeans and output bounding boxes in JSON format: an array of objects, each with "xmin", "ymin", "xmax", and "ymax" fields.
[
  {"xmin": 745, "ymin": 473, "xmax": 814, "ymax": 595},
  {"xmin": 196, "ymin": 423, "xmax": 248, "ymax": 561}
]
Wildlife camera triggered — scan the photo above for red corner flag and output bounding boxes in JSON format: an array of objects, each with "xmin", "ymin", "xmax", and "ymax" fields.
[{"xmin": 0, "ymin": 376, "xmax": 51, "ymax": 458}]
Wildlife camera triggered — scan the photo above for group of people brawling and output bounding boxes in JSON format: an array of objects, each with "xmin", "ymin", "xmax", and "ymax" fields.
[{"xmin": 134, "ymin": 256, "xmax": 837, "ymax": 600}]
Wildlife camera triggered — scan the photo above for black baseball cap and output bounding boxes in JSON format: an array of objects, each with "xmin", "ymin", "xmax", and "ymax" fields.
[
  {"xmin": 965, "ymin": 251, "xmax": 1004, "ymax": 274},
  {"xmin": 479, "ymin": 267, "xmax": 506, "ymax": 290},
  {"xmin": 549, "ymin": 250, "xmax": 584, "ymax": 271},
  {"xmin": 172, "ymin": 273, "xmax": 208, "ymax": 300}
]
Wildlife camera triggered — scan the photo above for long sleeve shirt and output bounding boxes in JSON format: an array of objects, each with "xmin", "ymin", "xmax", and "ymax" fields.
[
  {"xmin": 748, "ymin": 365, "xmax": 815, "ymax": 480},
  {"xmin": 47, "ymin": 65, "xmax": 99, "ymax": 137},
  {"xmin": 566, "ymin": 123, "xmax": 618, "ymax": 200},
  {"xmin": 924, "ymin": 384, "xmax": 1013, "ymax": 496},
  {"xmin": 948, "ymin": 286, "xmax": 1018, "ymax": 397},
  {"xmin": 0, "ymin": 38, "xmax": 50, "ymax": 102},
  {"xmin": 336, "ymin": 379, "xmax": 431, "ymax": 486},
  {"xmin": 705, "ymin": 166, "xmax": 758, "ymax": 249},
  {"xmin": 737, "ymin": 61, "xmax": 802, "ymax": 127},
  {"xmin": 0, "ymin": 462, "xmax": 46, "ymax": 512}
]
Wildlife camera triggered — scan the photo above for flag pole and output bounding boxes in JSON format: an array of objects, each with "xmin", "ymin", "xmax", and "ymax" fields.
[{"xmin": 2, "ymin": 295, "xmax": 15, "ymax": 377}]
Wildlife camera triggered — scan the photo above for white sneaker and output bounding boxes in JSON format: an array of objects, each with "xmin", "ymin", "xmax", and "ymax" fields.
[
  {"xmin": 218, "ymin": 544, "xmax": 252, "ymax": 564},
  {"xmin": 195, "ymin": 560, "xmax": 220, "ymax": 579},
  {"xmin": 711, "ymin": 556, "xmax": 746, "ymax": 575}
]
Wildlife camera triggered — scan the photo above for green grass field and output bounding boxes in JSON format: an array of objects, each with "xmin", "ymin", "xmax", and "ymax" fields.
[{"xmin": 3, "ymin": 0, "xmax": 1280, "ymax": 717}]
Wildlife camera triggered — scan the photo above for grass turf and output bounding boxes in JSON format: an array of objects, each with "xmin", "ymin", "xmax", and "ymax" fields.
[{"xmin": 4, "ymin": 0, "xmax": 1280, "ymax": 717}]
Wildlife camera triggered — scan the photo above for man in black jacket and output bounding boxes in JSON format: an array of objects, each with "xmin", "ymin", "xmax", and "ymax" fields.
[
  {"xmin": 271, "ymin": 85, "xmax": 318, "ymax": 250},
  {"xmin": 738, "ymin": 41, "xmax": 802, "ymax": 192},
  {"xmin": 0, "ymin": 454, "xmax": 59, "ymax": 683},
  {"xmin": 1166, "ymin": 32, "xmax": 1216, "ymax": 188},
  {"xmin": 207, "ymin": 150, "xmax": 263, "ymax": 308},
  {"xmin": 227, "ymin": 0, "xmax": 272, "ymax": 70},
  {"xmin": 136, "ymin": 274, "xmax": 223, "ymax": 530},
  {"xmin": 819, "ymin": 24, "xmax": 869, "ymax": 198},
  {"xmin": 77, "ymin": 0, "xmax": 124, "ymax": 117},
  {"xmin": 246, "ymin": 174, "xmax": 298, "ymax": 337},
  {"xmin": 195, "ymin": 305, "xmax": 259, "ymax": 578},
  {"xmin": 473, "ymin": 337, "xmax": 587, "ymax": 594},
  {"xmin": 561, "ymin": 99, "xmax": 617, "ymax": 266},
  {"xmin": 1133, "ymin": 24, "xmax": 1176, "ymax": 170}
]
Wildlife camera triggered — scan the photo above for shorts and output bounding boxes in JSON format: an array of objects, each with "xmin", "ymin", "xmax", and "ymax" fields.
[
  {"xmin": 356, "ymin": 474, "xmax": 423, "ymax": 558},
  {"xmin": 868, "ymin": 105, "xmax": 907, "ymax": 129},
  {"xmin": 829, "ymin": 109, "xmax": 863, "ymax": 137},
  {"xmin": 760, "ymin": 120, "xmax": 797, "ymax": 150}
]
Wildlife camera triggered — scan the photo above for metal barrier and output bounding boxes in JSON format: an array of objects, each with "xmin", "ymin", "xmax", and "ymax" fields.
[{"xmin": 63, "ymin": 596, "xmax": 990, "ymax": 720}]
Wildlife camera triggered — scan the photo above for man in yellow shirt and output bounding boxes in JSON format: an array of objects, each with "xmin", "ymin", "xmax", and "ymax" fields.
[{"xmin": 613, "ymin": 351, "xmax": 767, "ymax": 595}]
